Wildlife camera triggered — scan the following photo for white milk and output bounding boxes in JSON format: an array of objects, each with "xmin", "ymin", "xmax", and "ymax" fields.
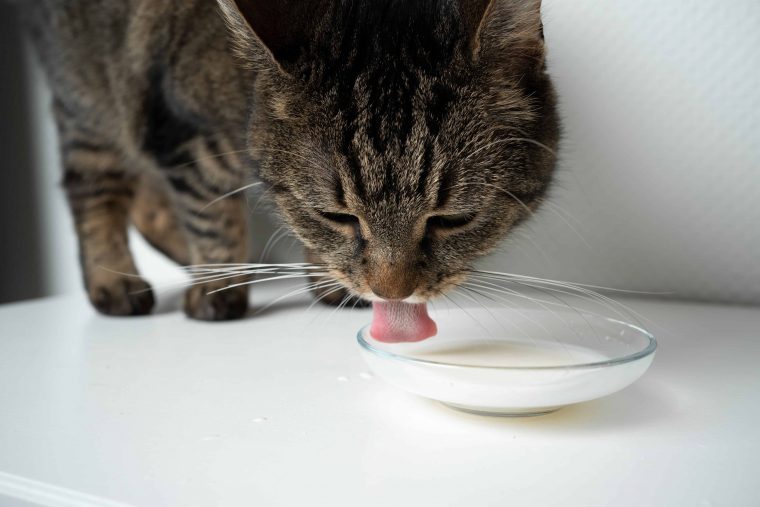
[
  {"xmin": 404, "ymin": 340, "xmax": 610, "ymax": 367},
  {"xmin": 359, "ymin": 307, "xmax": 656, "ymax": 415}
]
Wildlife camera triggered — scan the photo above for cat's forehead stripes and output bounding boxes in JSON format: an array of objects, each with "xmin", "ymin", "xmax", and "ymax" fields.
[
  {"xmin": 332, "ymin": 71, "xmax": 461, "ymax": 208},
  {"xmin": 339, "ymin": 95, "xmax": 440, "ymax": 204},
  {"xmin": 300, "ymin": 0, "xmax": 467, "ymax": 206}
]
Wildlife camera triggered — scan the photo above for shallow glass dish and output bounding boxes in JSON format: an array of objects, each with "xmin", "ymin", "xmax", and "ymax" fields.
[{"xmin": 357, "ymin": 308, "xmax": 657, "ymax": 416}]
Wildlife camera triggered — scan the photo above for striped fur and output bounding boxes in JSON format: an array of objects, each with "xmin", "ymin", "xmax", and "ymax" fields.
[{"xmin": 23, "ymin": 0, "xmax": 558, "ymax": 318}]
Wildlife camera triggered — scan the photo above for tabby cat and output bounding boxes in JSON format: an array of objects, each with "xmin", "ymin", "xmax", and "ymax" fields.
[{"xmin": 22, "ymin": 0, "xmax": 559, "ymax": 320}]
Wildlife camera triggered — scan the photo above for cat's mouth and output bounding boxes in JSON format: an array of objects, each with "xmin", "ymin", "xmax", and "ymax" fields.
[{"xmin": 369, "ymin": 301, "xmax": 437, "ymax": 343}]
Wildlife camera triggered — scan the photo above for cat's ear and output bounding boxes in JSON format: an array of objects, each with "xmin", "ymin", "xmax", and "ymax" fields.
[
  {"xmin": 461, "ymin": 0, "xmax": 544, "ymax": 62},
  {"xmin": 458, "ymin": 0, "xmax": 496, "ymax": 58},
  {"xmin": 217, "ymin": 0, "xmax": 327, "ymax": 75}
]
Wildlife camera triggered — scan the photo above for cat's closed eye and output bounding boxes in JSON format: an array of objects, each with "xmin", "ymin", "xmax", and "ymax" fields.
[
  {"xmin": 426, "ymin": 213, "xmax": 477, "ymax": 235},
  {"xmin": 318, "ymin": 210, "xmax": 361, "ymax": 235}
]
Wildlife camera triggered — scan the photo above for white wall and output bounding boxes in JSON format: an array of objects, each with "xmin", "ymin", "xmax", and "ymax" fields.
[
  {"xmin": 27, "ymin": 0, "xmax": 760, "ymax": 304},
  {"xmin": 480, "ymin": 0, "xmax": 760, "ymax": 304}
]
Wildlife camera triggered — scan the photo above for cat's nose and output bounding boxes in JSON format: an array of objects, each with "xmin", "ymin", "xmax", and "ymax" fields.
[
  {"xmin": 366, "ymin": 262, "xmax": 417, "ymax": 300},
  {"xmin": 370, "ymin": 284, "xmax": 415, "ymax": 301}
]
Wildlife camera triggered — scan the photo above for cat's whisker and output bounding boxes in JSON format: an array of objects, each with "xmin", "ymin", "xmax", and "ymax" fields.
[
  {"xmin": 470, "ymin": 274, "xmax": 644, "ymax": 330},
  {"xmin": 199, "ymin": 182, "xmax": 263, "ymax": 212},
  {"xmin": 259, "ymin": 225, "xmax": 288, "ymax": 263},
  {"xmin": 468, "ymin": 269, "xmax": 668, "ymax": 295},
  {"xmin": 491, "ymin": 273, "xmax": 655, "ymax": 327},
  {"xmin": 95, "ymin": 266, "xmax": 146, "ymax": 278},
  {"xmin": 458, "ymin": 282, "xmax": 551, "ymax": 336},
  {"xmin": 442, "ymin": 180, "xmax": 592, "ymax": 251},
  {"xmin": 183, "ymin": 271, "xmax": 254, "ymax": 287},
  {"xmin": 468, "ymin": 276, "xmax": 664, "ymax": 345},
  {"xmin": 179, "ymin": 265, "xmax": 329, "ymax": 289},
  {"xmin": 304, "ymin": 290, "xmax": 348, "ymax": 327},
  {"xmin": 144, "ymin": 270, "xmax": 330, "ymax": 295},
  {"xmin": 181, "ymin": 271, "xmax": 273, "ymax": 286},
  {"xmin": 307, "ymin": 284, "xmax": 350, "ymax": 314},
  {"xmin": 189, "ymin": 262, "xmax": 325, "ymax": 269},
  {"xmin": 455, "ymin": 132, "xmax": 489, "ymax": 162},
  {"xmin": 184, "ymin": 265, "xmax": 285, "ymax": 275},
  {"xmin": 251, "ymin": 147, "xmax": 334, "ymax": 175},
  {"xmin": 130, "ymin": 272, "xmax": 284, "ymax": 297},
  {"xmin": 535, "ymin": 199, "xmax": 593, "ymax": 250},
  {"xmin": 446, "ymin": 181, "xmax": 535, "ymax": 218},
  {"xmin": 183, "ymin": 261, "xmax": 322, "ymax": 268},
  {"xmin": 183, "ymin": 269, "xmax": 299, "ymax": 288},
  {"xmin": 249, "ymin": 184, "xmax": 279, "ymax": 214},
  {"xmin": 350, "ymin": 293, "xmax": 369, "ymax": 310},
  {"xmin": 545, "ymin": 281, "xmax": 655, "ymax": 329},
  {"xmin": 260, "ymin": 227, "xmax": 297, "ymax": 263},
  {"xmin": 441, "ymin": 292, "xmax": 493, "ymax": 336},
  {"xmin": 508, "ymin": 279, "xmax": 601, "ymax": 341},
  {"xmin": 185, "ymin": 268, "xmax": 262, "ymax": 278},
  {"xmin": 498, "ymin": 277, "xmax": 633, "ymax": 327},
  {"xmin": 456, "ymin": 285, "xmax": 543, "ymax": 344},
  {"xmin": 453, "ymin": 286, "xmax": 516, "ymax": 338},
  {"xmin": 170, "ymin": 148, "xmax": 252, "ymax": 171},
  {"xmin": 462, "ymin": 136, "xmax": 558, "ymax": 162},
  {"xmin": 466, "ymin": 273, "xmax": 627, "ymax": 321},
  {"xmin": 324, "ymin": 292, "xmax": 355, "ymax": 323},
  {"xmin": 512, "ymin": 228, "xmax": 553, "ymax": 265},
  {"xmin": 205, "ymin": 273, "xmax": 332, "ymax": 295},
  {"xmin": 254, "ymin": 279, "xmax": 342, "ymax": 315},
  {"xmin": 462, "ymin": 279, "xmax": 578, "ymax": 317},
  {"xmin": 183, "ymin": 265, "xmax": 320, "ymax": 280},
  {"xmin": 541, "ymin": 200, "xmax": 585, "ymax": 228},
  {"xmin": 461, "ymin": 280, "xmax": 584, "ymax": 347},
  {"xmin": 283, "ymin": 234, "xmax": 303, "ymax": 258},
  {"xmin": 181, "ymin": 262, "xmax": 323, "ymax": 273}
]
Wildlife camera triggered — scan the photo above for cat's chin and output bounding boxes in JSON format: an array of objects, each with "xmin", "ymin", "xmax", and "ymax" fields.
[{"xmin": 369, "ymin": 301, "xmax": 438, "ymax": 343}]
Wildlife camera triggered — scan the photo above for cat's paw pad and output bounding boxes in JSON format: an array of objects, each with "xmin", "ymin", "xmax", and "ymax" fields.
[
  {"xmin": 88, "ymin": 276, "xmax": 155, "ymax": 316},
  {"xmin": 184, "ymin": 284, "xmax": 249, "ymax": 321}
]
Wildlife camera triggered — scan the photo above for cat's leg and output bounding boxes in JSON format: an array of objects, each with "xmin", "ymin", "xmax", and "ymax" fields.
[
  {"xmin": 160, "ymin": 142, "xmax": 250, "ymax": 321},
  {"xmin": 130, "ymin": 175, "xmax": 191, "ymax": 266},
  {"xmin": 176, "ymin": 196, "xmax": 250, "ymax": 321},
  {"xmin": 60, "ymin": 131, "xmax": 155, "ymax": 316},
  {"xmin": 305, "ymin": 248, "xmax": 370, "ymax": 308},
  {"xmin": 179, "ymin": 196, "xmax": 250, "ymax": 320}
]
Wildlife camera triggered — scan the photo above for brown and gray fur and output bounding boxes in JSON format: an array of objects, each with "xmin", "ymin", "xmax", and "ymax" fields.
[{"xmin": 22, "ymin": 0, "xmax": 559, "ymax": 320}]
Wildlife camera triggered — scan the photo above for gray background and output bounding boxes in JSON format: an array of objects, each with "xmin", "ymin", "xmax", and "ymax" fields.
[
  {"xmin": 1, "ymin": 0, "xmax": 758, "ymax": 305},
  {"xmin": 0, "ymin": 2, "xmax": 44, "ymax": 303}
]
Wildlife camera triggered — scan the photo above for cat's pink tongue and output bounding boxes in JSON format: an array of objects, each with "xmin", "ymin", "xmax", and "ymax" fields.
[{"xmin": 370, "ymin": 301, "xmax": 437, "ymax": 343}]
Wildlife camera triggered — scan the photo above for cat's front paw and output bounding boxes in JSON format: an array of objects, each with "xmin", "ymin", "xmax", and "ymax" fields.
[
  {"xmin": 184, "ymin": 284, "xmax": 249, "ymax": 321},
  {"xmin": 88, "ymin": 275, "xmax": 155, "ymax": 316}
]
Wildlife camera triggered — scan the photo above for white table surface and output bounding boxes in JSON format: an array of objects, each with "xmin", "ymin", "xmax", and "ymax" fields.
[{"xmin": 0, "ymin": 284, "xmax": 758, "ymax": 507}]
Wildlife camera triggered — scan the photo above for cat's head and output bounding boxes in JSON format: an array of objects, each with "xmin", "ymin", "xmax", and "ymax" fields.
[{"xmin": 219, "ymin": 0, "xmax": 558, "ymax": 301}]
